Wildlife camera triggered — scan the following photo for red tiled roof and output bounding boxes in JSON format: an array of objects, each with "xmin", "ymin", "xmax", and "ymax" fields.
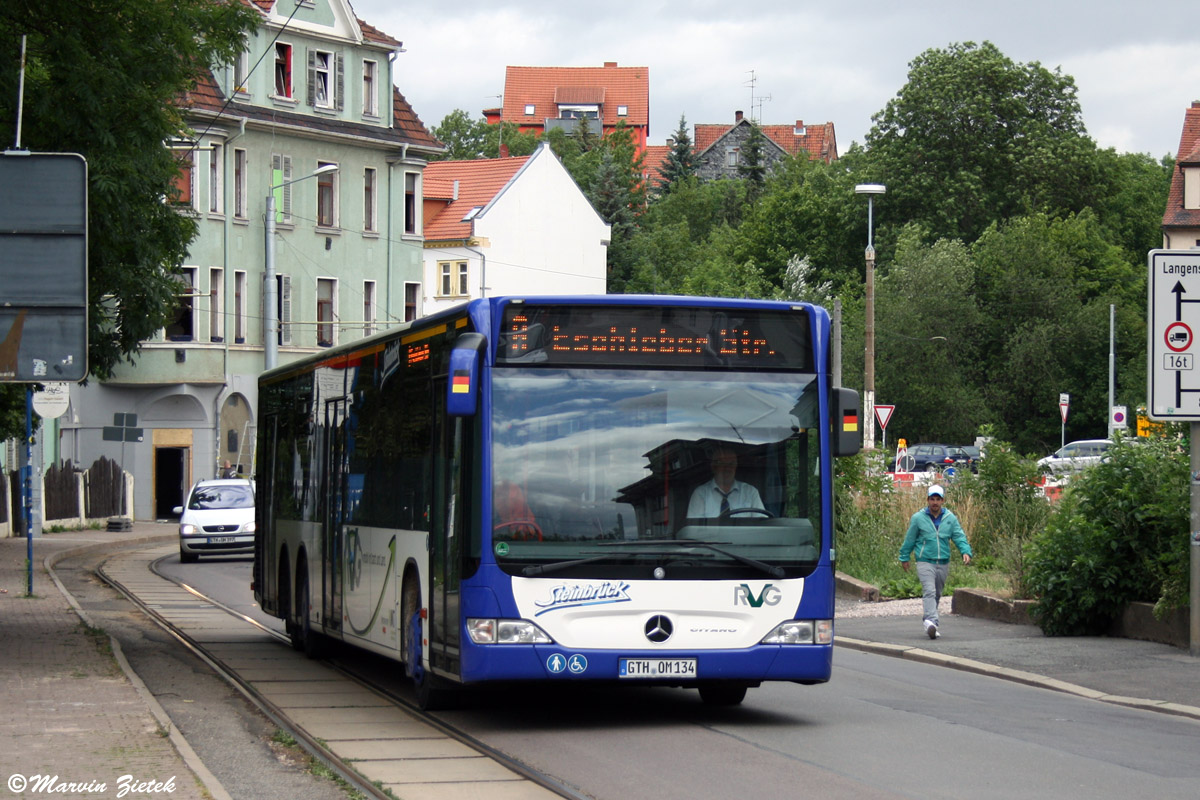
[
  {"xmin": 357, "ymin": 18, "xmax": 401, "ymax": 48},
  {"xmin": 695, "ymin": 116, "xmax": 838, "ymax": 164},
  {"xmin": 502, "ymin": 63, "xmax": 649, "ymax": 131},
  {"xmin": 1163, "ymin": 101, "xmax": 1200, "ymax": 230},
  {"xmin": 423, "ymin": 157, "xmax": 531, "ymax": 241},
  {"xmin": 642, "ymin": 145, "xmax": 670, "ymax": 186}
]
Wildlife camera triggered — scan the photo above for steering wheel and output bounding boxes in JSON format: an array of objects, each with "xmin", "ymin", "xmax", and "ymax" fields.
[
  {"xmin": 719, "ymin": 507, "xmax": 775, "ymax": 519},
  {"xmin": 494, "ymin": 520, "xmax": 543, "ymax": 541}
]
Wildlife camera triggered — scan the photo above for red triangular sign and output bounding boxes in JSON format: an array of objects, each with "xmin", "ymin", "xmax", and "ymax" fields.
[{"xmin": 875, "ymin": 404, "xmax": 895, "ymax": 430}]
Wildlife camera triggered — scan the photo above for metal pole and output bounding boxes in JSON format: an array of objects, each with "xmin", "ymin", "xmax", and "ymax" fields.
[
  {"xmin": 24, "ymin": 387, "xmax": 33, "ymax": 595},
  {"xmin": 1191, "ymin": 422, "xmax": 1199, "ymax": 656},
  {"xmin": 264, "ymin": 192, "xmax": 278, "ymax": 370},
  {"xmin": 1108, "ymin": 304, "xmax": 1115, "ymax": 440},
  {"xmin": 864, "ymin": 196, "xmax": 876, "ymax": 451}
]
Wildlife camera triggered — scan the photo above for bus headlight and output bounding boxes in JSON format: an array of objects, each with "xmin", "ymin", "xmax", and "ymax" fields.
[
  {"xmin": 761, "ymin": 619, "xmax": 833, "ymax": 645},
  {"xmin": 466, "ymin": 618, "xmax": 553, "ymax": 644}
]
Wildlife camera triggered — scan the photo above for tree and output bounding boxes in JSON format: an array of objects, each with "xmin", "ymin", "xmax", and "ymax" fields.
[
  {"xmin": 657, "ymin": 114, "xmax": 695, "ymax": 193},
  {"xmin": 0, "ymin": 0, "xmax": 258, "ymax": 386},
  {"xmin": 737, "ymin": 122, "xmax": 768, "ymax": 201},
  {"xmin": 866, "ymin": 41, "xmax": 1095, "ymax": 243},
  {"xmin": 430, "ymin": 109, "xmax": 489, "ymax": 160}
]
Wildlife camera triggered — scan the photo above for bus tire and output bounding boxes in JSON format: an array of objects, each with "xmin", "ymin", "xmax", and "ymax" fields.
[
  {"xmin": 698, "ymin": 682, "xmax": 748, "ymax": 706},
  {"xmin": 401, "ymin": 575, "xmax": 457, "ymax": 711},
  {"xmin": 291, "ymin": 566, "xmax": 324, "ymax": 658}
]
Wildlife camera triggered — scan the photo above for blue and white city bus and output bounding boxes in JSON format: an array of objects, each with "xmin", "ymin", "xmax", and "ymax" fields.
[{"xmin": 253, "ymin": 296, "xmax": 861, "ymax": 708}]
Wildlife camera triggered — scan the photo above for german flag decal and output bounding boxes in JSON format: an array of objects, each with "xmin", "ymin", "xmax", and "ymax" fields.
[
  {"xmin": 451, "ymin": 369, "xmax": 471, "ymax": 394},
  {"xmin": 843, "ymin": 412, "xmax": 858, "ymax": 432}
]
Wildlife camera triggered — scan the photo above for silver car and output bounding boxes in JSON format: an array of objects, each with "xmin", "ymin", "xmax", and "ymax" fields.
[
  {"xmin": 1037, "ymin": 439, "xmax": 1113, "ymax": 476},
  {"xmin": 175, "ymin": 478, "xmax": 256, "ymax": 563}
]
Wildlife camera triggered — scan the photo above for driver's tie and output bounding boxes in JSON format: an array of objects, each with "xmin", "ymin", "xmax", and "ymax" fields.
[{"xmin": 719, "ymin": 490, "xmax": 731, "ymax": 515}]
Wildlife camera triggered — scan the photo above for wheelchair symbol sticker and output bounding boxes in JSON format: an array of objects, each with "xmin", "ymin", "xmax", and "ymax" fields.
[{"xmin": 567, "ymin": 654, "xmax": 588, "ymax": 674}]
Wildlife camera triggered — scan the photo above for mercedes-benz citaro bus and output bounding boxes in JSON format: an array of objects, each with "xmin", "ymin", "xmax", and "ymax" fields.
[{"xmin": 253, "ymin": 296, "xmax": 861, "ymax": 708}]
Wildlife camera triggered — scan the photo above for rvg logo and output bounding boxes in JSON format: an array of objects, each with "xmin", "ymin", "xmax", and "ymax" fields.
[{"xmin": 734, "ymin": 583, "xmax": 782, "ymax": 607}]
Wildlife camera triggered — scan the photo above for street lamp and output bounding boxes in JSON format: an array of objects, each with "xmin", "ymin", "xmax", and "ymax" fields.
[
  {"xmin": 855, "ymin": 183, "xmax": 886, "ymax": 450},
  {"xmin": 264, "ymin": 163, "xmax": 339, "ymax": 370}
]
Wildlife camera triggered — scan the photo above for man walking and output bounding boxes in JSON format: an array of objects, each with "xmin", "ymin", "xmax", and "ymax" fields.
[{"xmin": 898, "ymin": 484, "xmax": 972, "ymax": 639}]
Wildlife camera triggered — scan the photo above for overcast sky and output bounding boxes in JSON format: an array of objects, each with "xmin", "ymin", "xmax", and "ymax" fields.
[{"xmin": 349, "ymin": 1, "xmax": 1200, "ymax": 159}]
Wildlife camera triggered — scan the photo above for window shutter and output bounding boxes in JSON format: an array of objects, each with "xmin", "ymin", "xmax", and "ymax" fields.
[
  {"xmin": 282, "ymin": 155, "xmax": 292, "ymax": 220},
  {"xmin": 306, "ymin": 48, "xmax": 316, "ymax": 107},
  {"xmin": 279, "ymin": 274, "xmax": 293, "ymax": 346},
  {"xmin": 335, "ymin": 53, "xmax": 344, "ymax": 111}
]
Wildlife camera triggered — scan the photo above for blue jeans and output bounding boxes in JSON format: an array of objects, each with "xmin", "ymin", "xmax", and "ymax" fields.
[{"xmin": 916, "ymin": 561, "xmax": 949, "ymax": 626}]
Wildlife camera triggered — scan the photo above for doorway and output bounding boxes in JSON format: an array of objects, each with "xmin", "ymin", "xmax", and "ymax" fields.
[{"xmin": 155, "ymin": 446, "xmax": 188, "ymax": 519}]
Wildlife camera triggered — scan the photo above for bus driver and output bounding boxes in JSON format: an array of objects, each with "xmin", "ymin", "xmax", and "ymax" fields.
[{"xmin": 687, "ymin": 446, "xmax": 765, "ymax": 518}]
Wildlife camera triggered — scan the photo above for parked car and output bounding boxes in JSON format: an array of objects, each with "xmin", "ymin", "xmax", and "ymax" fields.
[
  {"xmin": 1037, "ymin": 439, "xmax": 1113, "ymax": 476},
  {"xmin": 959, "ymin": 445, "xmax": 982, "ymax": 472},
  {"xmin": 175, "ymin": 478, "xmax": 256, "ymax": 563},
  {"xmin": 899, "ymin": 443, "xmax": 974, "ymax": 474}
]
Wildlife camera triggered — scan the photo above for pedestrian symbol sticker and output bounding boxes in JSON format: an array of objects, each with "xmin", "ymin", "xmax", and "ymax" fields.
[{"xmin": 547, "ymin": 654, "xmax": 566, "ymax": 673}]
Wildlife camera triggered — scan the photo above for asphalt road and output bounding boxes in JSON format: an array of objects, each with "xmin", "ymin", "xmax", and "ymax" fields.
[{"xmin": 165, "ymin": 555, "xmax": 1200, "ymax": 800}]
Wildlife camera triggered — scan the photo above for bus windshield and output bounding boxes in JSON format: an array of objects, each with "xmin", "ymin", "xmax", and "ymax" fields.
[{"xmin": 491, "ymin": 368, "xmax": 822, "ymax": 579}]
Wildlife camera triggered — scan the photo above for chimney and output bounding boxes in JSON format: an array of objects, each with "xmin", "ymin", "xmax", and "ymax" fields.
[
  {"xmin": 499, "ymin": 143, "xmax": 509, "ymax": 158},
  {"xmin": 452, "ymin": 180, "xmax": 459, "ymax": 201},
  {"xmin": 666, "ymin": 138, "xmax": 675, "ymax": 147},
  {"xmin": 604, "ymin": 61, "xmax": 617, "ymax": 68},
  {"xmin": 735, "ymin": 110, "xmax": 743, "ymax": 123}
]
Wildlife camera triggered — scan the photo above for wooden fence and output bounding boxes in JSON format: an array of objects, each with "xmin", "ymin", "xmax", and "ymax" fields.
[{"xmin": 0, "ymin": 456, "xmax": 127, "ymax": 536}]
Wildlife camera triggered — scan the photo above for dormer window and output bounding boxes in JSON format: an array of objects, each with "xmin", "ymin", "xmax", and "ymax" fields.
[{"xmin": 559, "ymin": 105, "xmax": 599, "ymax": 120}]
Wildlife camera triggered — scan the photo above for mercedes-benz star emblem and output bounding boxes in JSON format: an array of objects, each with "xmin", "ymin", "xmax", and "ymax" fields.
[{"xmin": 644, "ymin": 614, "xmax": 673, "ymax": 643}]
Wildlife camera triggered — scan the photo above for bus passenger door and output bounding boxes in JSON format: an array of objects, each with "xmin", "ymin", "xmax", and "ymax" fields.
[
  {"xmin": 322, "ymin": 397, "xmax": 349, "ymax": 634},
  {"xmin": 429, "ymin": 376, "xmax": 470, "ymax": 678}
]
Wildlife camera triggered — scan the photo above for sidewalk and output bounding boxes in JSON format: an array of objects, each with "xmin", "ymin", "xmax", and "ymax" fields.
[
  {"xmin": 835, "ymin": 596, "xmax": 1200, "ymax": 720},
  {"xmin": 0, "ymin": 524, "xmax": 220, "ymax": 800}
]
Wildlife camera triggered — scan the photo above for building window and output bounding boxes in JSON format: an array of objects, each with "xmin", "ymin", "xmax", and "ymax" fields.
[
  {"xmin": 524, "ymin": 104, "xmax": 535, "ymax": 116},
  {"xmin": 726, "ymin": 147, "xmax": 739, "ymax": 167},
  {"xmin": 363, "ymin": 280, "xmax": 376, "ymax": 336},
  {"xmin": 172, "ymin": 150, "xmax": 195, "ymax": 208},
  {"xmin": 362, "ymin": 59, "xmax": 378, "ymax": 116},
  {"xmin": 618, "ymin": 105, "xmax": 628, "ymax": 116},
  {"xmin": 233, "ymin": 44, "xmax": 250, "ymax": 95},
  {"xmin": 363, "ymin": 167, "xmax": 377, "ymax": 232},
  {"xmin": 404, "ymin": 172, "xmax": 417, "ymax": 234},
  {"xmin": 308, "ymin": 49, "xmax": 343, "ymax": 110},
  {"xmin": 234, "ymin": 270, "xmax": 247, "ymax": 343},
  {"xmin": 271, "ymin": 154, "xmax": 292, "ymax": 222},
  {"xmin": 208, "ymin": 144, "xmax": 223, "ymax": 215},
  {"xmin": 559, "ymin": 106, "xmax": 599, "ymax": 120},
  {"xmin": 316, "ymin": 161, "xmax": 338, "ymax": 228},
  {"xmin": 209, "ymin": 267, "xmax": 224, "ymax": 342},
  {"xmin": 457, "ymin": 261, "xmax": 469, "ymax": 296},
  {"xmin": 274, "ymin": 43, "xmax": 293, "ymax": 98},
  {"xmin": 317, "ymin": 278, "xmax": 336, "ymax": 347},
  {"xmin": 233, "ymin": 149, "xmax": 247, "ymax": 219},
  {"xmin": 438, "ymin": 261, "xmax": 468, "ymax": 297},
  {"xmin": 404, "ymin": 282, "xmax": 419, "ymax": 322},
  {"xmin": 166, "ymin": 267, "xmax": 197, "ymax": 341},
  {"xmin": 275, "ymin": 274, "xmax": 293, "ymax": 346}
]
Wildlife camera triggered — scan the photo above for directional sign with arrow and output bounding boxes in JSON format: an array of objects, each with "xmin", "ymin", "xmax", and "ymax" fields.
[{"xmin": 1148, "ymin": 250, "xmax": 1200, "ymax": 420}]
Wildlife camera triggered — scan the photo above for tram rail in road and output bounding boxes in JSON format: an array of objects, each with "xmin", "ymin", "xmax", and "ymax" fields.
[{"xmin": 92, "ymin": 544, "xmax": 577, "ymax": 800}]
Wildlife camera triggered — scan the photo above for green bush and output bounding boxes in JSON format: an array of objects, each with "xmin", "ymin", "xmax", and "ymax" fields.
[{"xmin": 1025, "ymin": 434, "xmax": 1189, "ymax": 635}]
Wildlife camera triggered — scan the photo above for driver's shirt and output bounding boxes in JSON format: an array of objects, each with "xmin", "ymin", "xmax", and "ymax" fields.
[{"xmin": 687, "ymin": 479, "xmax": 765, "ymax": 518}]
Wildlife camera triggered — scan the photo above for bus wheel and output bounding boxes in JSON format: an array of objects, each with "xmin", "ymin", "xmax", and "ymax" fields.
[
  {"xmin": 291, "ymin": 570, "xmax": 324, "ymax": 658},
  {"xmin": 698, "ymin": 682, "xmax": 748, "ymax": 706},
  {"xmin": 402, "ymin": 577, "xmax": 457, "ymax": 711}
]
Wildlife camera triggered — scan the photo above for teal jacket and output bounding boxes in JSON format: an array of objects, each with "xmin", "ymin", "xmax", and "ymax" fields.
[{"xmin": 898, "ymin": 507, "xmax": 972, "ymax": 564}]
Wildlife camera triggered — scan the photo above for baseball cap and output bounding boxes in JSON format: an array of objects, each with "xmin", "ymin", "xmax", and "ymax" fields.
[{"xmin": 927, "ymin": 485, "xmax": 945, "ymax": 498}]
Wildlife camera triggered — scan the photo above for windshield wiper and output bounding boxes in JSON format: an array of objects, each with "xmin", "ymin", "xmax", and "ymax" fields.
[
  {"xmin": 520, "ymin": 553, "xmax": 615, "ymax": 577},
  {"xmin": 595, "ymin": 539, "xmax": 785, "ymax": 579}
]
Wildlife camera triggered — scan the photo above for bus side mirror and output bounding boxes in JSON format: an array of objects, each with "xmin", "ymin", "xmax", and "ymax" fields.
[
  {"xmin": 447, "ymin": 333, "xmax": 487, "ymax": 417},
  {"xmin": 832, "ymin": 388, "xmax": 862, "ymax": 457}
]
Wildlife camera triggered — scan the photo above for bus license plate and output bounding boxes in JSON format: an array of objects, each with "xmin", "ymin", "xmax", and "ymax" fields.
[
  {"xmin": 208, "ymin": 536, "xmax": 236, "ymax": 544},
  {"xmin": 619, "ymin": 658, "xmax": 696, "ymax": 678}
]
